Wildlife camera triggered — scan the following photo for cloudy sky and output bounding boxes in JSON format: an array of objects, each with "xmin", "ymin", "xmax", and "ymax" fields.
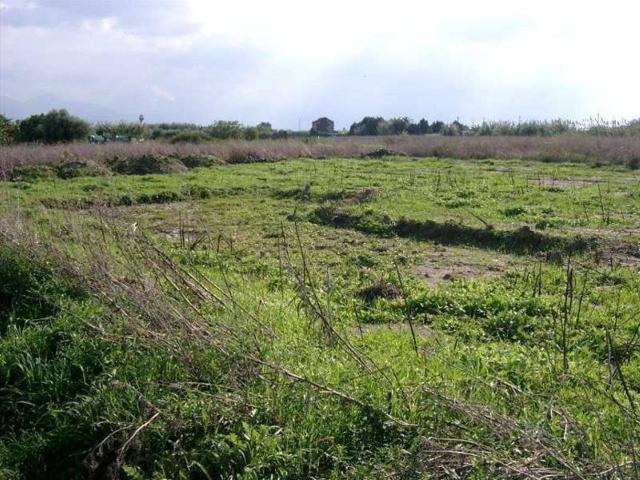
[{"xmin": 1, "ymin": 0, "xmax": 639, "ymax": 129}]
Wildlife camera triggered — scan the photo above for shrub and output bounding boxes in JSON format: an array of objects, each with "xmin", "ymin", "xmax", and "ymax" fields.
[
  {"xmin": 54, "ymin": 161, "xmax": 108, "ymax": 179},
  {"xmin": 109, "ymin": 155, "xmax": 187, "ymax": 175},
  {"xmin": 17, "ymin": 110, "xmax": 90, "ymax": 144},
  {"xmin": 179, "ymin": 155, "xmax": 219, "ymax": 169},
  {"xmin": 169, "ymin": 130, "xmax": 210, "ymax": 144},
  {"xmin": 181, "ymin": 184, "xmax": 212, "ymax": 199},
  {"xmin": 206, "ymin": 121, "xmax": 245, "ymax": 139},
  {"xmin": 95, "ymin": 121, "xmax": 145, "ymax": 139},
  {"xmin": 503, "ymin": 206, "xmax": 527, "ymax": 217},
  {"xmin": 8, "ymin": 165, "xmax": 56, "ymax": 182},
  {"xmin": 0, "ymin": 114, "xmax": 19, "ymax": 145},
  {"xmin": 136, "ymin": 191, "xmax": 181, "ymax": 204},
  {"xmin": 243, "ymin": 127, "xmax": 258, "ymax": 140}
]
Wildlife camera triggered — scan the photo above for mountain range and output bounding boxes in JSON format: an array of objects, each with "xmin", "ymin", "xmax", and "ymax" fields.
[{"xmin": 0, "ymin": 94, "xmax": 134, "ymax": 123}]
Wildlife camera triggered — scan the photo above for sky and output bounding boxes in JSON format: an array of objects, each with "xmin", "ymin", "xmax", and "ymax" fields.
[{"xmin": 1, "ymin": 0, "xmax": 639, "ymax": 129}]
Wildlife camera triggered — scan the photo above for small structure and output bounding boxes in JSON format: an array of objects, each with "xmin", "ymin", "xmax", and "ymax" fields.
[{"xmin": 310, "ymin": 117, "xmax": 335, "ymax": 136}]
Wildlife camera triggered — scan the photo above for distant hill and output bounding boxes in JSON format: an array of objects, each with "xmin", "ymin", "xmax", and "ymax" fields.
[{"xmin": 0, "ymin": 94, "xmax": 133, "ymax": 123}]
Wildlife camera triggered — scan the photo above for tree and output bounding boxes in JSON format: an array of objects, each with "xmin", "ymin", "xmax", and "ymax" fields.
[
  {"xmin": 430, "ymin": 120, "xmax": 445, "ymax": 134},
  {"xmin": 244, "ymin": 127, "xmax": 258, "ymax": 140},
  {"xmin": 17, "ymin": 109, "xmax": 89, "ymax": 144},
  {"xmin": 206, "ymin": 121, "xmax": 245, "ymax": 139},
  {"xmin": 388, "ymin": 117, "xmax": 411, "ymax": 135},
  {"xmin": 348, "ymin": 117, "xmax": 389, "ymax": 136},
  {"xmin": 0, "ymin": 115, "xmax": 18, "ymax": 145},
  {"xmin": 95, "ymin": 121, "xmax": 146, "ymax": 139},
  {"xmin": 256, "ymin": 122, "xmax": 273, "ymax": 139}
]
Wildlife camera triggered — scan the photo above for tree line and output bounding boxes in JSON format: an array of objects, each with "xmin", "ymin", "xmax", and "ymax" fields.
[{"xmin": 1, "ymin": 109, "xmax": 639, "ymax": 145}]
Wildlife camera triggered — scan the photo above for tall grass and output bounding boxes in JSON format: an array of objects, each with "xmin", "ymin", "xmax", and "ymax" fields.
[{"xmin": 2, "ymin": 135, "xmax": 640, "ymax": 176}]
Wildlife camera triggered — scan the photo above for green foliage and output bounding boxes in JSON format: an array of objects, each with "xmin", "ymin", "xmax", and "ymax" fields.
[
  {"xmin": 0, "ymin": 114, "xmax": 19, "ymax": 145},
  {"xmin": 17, "ymin": 109, "xmax": 90, "ymax": 144},
  {"xmin": 348, "ymin": 116, "xmax": 390, "ymax": 136},
  {"xmin": 169, "ymin": 130, "xmax": 210, "ymax": 144},
  {"xmin": 95, "ymin": 121, "xmax": 146, "ymax": 139},
  {"xmin": 206, "ymin": 121, "xmax": 246, "ymax": 139},
  {"xmin": 0, "ymin": 246, "xmax": 78, "ymax": 334},
  {"xmin": 243, "ymin": 127, "xmax": 259, "ymax": 140},
  {"xmin": 349, "ymin": 116, "xmax": 466, "ymax": 136}
]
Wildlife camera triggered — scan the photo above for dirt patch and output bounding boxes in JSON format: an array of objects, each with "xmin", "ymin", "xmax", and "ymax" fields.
[
  {"xmin": 592, "ymin": 240, "xmax": 640, "ymax": 268},
  {"xmin": 416, "ymin": 246, "xmax": 518, "ymax": 287},
  {"xmin": 562, "ymin": 227, "xmax": 640, "ymax": 268}
]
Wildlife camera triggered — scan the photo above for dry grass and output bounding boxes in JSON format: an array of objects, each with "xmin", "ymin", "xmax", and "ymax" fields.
[{"xmin": 1, "ymin": 135, "xmax": 640, "ymax": 176}]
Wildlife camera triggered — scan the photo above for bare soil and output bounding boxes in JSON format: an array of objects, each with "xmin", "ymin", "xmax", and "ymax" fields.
[{"xmin": 415, "ymin": 245, "xmax": 519, "ymax": 287}]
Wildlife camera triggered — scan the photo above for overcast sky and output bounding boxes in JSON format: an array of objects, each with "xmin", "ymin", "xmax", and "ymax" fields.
[{"xmin": 1, "ymin": 0, "xmax": 639, "ymax": 129}]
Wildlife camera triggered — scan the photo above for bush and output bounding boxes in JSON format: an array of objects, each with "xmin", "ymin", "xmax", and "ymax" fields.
[
  {"xmin": 243, "ymin": 127, "xmax": 258, "ymax": 140},
  {"xmin": 8, "ymin": 165, "xmax": 56, "ymax": 182},
  {"xmin": 169, "ymin": 130, "xmax": 210, "ymax": 144},
  {"xmin": 55, "ymin": 161, "xmax": 108, "ymax": 179},
  {"xmin": 95, "ymin": 121, "xmax": 146, "ymax": 139},
  {"xmin": 17, "ymin": 110, "xmax": 90, "ymax": 144},
  {"xmin": 109, "ymin": 155, "xmax": 187, "ymax": 175},
  {"xmin": 181, "ymin": 183, "xmax": 212, "ymax": 199},
  {"xmin": 0, "ymin": 114, "xmax": 19, "ymax": 145},
  {"xmin": 179, "ymin": 155, "xmax": 219, "ymax": 168},
  {"xmin": 136, "ymin": 191, "xmax": 181, "ymax": 204},
  {"xmin": 348, "ymin": 117, "xmax": 390, "ymax": 136},
  {"xmin": 206, "ymin": 121, "xmax": 245, "ymax": 139}
]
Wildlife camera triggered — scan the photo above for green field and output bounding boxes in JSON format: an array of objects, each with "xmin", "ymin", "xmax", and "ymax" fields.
[{"xmin": 1, "ymin": 155, "xmax": 639, "ymax": 478}]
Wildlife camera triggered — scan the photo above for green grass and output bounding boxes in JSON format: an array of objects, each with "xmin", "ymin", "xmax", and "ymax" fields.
[{"xmin": 1, "ymin": 155, "xmax": 639, "ymax": 478}]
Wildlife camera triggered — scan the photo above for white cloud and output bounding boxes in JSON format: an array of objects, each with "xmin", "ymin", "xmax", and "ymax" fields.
[{"xmin": 1, "ymin": 0, "xmax": 638, "ymax": 126}]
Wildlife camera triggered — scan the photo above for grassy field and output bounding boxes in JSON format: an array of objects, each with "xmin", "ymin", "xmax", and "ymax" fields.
[{"xmin": 1, "ymin": 153, "xmax": 639, "ymax": 478}]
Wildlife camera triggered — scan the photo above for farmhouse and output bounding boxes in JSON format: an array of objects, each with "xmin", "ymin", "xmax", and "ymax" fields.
[{"xmin": 310, "ymin": 117, "xmax": 335, "ymax": 136}]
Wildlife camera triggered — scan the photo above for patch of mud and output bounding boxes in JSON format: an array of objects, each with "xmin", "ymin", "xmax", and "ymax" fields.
[
  {"xmin": 416, "ymin": 246, "xmax": 518, "ymax": 287},
  {"xmin": 592, "ymin": 240, "xmax": 640, "ymax": 268},
  {"xmin": 562, "ymin": 227, "xmax": 640, "ymax": 268}
]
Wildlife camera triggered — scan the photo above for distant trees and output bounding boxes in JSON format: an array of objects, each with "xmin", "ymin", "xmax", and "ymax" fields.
[
  {"xmin": 0, "ymin": 115, "xmax": 19, "ymax": 145},
  {"xmin": 472, "ymin": 120, "xmax": 574, "ymax": 136},
  {"xmin": 3, "ymin": 110, "xmax": 640, "ymax": 146},
  {"xmin": 95, "ymin": 121, "xmax": 146, "ymax": 139},
  {"xmin": 205, "ymin": 121, "xmax": 246, "ymax": 139},
  {"xmin": 17, "ymin": 109, "xmax": 90, "ymax": 144},
  {"xmin": 348, "ymin": 117, "xmax": 389, "ymax": 136},
  {"xmin": 389, "ymin": 117, "xmax": 411, "ymax": 135},
  {"xmin": 256, "ymin": 122, "xmax": 273, "ymax": 138},
  {"xmin": 348, "ymin": 117, "xmax": 463, "ymax": 136},
  {"xmin": 148, "ymin": 121, "xmax": 287, "ymax": 142}
]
